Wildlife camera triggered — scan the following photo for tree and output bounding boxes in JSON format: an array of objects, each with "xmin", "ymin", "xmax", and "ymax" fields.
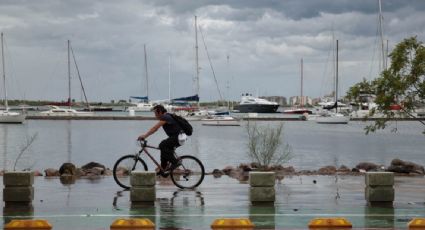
[
  {"xmin": 347, "ymin": 36, "xmax": 425, "ymax": 134},
  {"xmin": 246, "ymin": 122, "xmax": 293, "ymax": 169}
]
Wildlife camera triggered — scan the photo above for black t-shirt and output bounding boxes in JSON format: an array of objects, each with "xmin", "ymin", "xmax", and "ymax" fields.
[{"xmin": 160, "ymin": 113, "xmax": 182, "ymax": 137}]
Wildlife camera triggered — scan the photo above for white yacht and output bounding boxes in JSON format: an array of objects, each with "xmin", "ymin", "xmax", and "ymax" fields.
[
  {"xmin": 126, "ymin": 102, "xmax": 154, "ymax": 112},
  {"xmin": 40, "ymin": 106, "xmax": 94, "ymax": 116},
  {"xmin": 237, "ymin": 94, "xmax": 279, "ymax": 113}
]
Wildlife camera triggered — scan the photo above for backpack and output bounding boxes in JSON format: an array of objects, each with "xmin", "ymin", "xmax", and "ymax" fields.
[{"xmin": 170, "ymin": 113, "xmax": 193, "ymax": 136}]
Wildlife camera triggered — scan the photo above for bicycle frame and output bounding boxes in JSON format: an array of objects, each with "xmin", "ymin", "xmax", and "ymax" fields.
[{"xmin": 137, "ymin": 140, "xmax": 174, "ymax": 172}]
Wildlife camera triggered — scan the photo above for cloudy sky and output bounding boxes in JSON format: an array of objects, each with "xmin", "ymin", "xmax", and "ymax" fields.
[{"xmin": 1, "ymin": 0, "xmax": 424, "ymax": 103}]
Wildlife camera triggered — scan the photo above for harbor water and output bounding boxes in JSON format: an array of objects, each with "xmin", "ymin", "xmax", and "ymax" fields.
[{"xmin": 1, "ymin": 116, "xmax": 424, "ymax": 172}]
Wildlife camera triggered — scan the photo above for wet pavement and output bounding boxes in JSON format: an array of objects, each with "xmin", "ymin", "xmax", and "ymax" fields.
[{"xmin": 1, "ymin": 174, "xmax": 425, "ymax": 229}]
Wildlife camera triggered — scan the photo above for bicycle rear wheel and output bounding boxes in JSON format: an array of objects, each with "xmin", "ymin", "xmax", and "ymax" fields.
[
  {"xmin": 170, "ymin": 155, "xmax": 205, "ymax": 189},
  {"xmin": 113, "ymin": 155, "xmax": 148, "ymax": 189}
]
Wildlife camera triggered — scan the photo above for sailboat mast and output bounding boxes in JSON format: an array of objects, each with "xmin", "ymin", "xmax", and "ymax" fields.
[
  {"xmin": 300, "ymin": 58, "xmax": 303, "ymax": 107},
  {"xmin": 68, "ymin": 40, "xmax": 71, "ymax": 109},
  {"xmin": 168, "ymin": 55, "xmax": 171, "ymax": 101},
  {"xmin": 1, "ymin": 33, "xmax": 8, "ymax": 110},
  {"xmin": 378, "ymin": 0, "xmax": 386, "ymax": 71},
  {"xmin": 336, "ymin": 40, "xmax": 339, "ymax": 113},
  {"xmin": 144, "ymin": 44, "xmax": 149, "ymax": 101},
  {"xmin": 195, "ymin": 16, "xmax": 200, "ymax": 108}
]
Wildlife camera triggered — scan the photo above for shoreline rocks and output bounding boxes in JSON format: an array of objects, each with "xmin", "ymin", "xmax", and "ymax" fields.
[{"xmin": 2, "ymin": 158, "xmax": 423, "ymax": 182}]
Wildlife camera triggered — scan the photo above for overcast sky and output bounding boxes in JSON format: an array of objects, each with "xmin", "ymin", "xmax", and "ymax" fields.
[{"xmin": 1, "ymin": 0, "xmax": 424, "ymax": 103}]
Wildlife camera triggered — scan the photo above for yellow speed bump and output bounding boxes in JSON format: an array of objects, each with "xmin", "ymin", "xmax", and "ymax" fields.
[
  {"xmin": 308, "ymin": 218, "xmax": 352, "ymax": 228},
  {"xmin": 110, "ymin": 218, "xmax": 154, "ymax": 229},
  {"xmin": 211, "ymin": 218, "xmax": 254, "ymax": 229},
  {"xmin": 408, "ymin": 218, "xmax": 425, "ymax": 228},
  {"xmin": 4, "ymin": 219, "xmax": 52, "ymax": 229}
]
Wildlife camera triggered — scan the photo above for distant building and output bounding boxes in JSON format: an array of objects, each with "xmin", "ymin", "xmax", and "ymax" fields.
[
  {"xmin": 289, "ymin": 96, "xmax": 312, "ymax": 106},
  {"xmin": 260, "ymin": 96, "xmax": 287, "ymax": 106}
]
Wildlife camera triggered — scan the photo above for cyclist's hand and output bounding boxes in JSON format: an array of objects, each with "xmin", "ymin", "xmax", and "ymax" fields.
[{"xmin": 137, "ymin": 135, "xmax": 146, "ymax": 141}]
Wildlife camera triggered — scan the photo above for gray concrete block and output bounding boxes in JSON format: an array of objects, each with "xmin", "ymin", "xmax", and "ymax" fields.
[
  {"xmin": 365, "ymin": 172, "xmax": 394, "ymax": 186},
  {"xmin": 250, "ymin": 187, "xmax": 275, "ymax": 202},
  {"xmin": 249, "ymin": 172, "xmax": 275, "ymax": 187},
  {"xmin": 3, "ymin": 187, "xmax": 34, "ymax": 202},
  {"xmin": 3, "ymin": 172, "xmax": 34, "ymax": 186},
  {"xmin": 365, "ymin": 186, "xmax": 394, "ymax": 202},
  {"xmin": 130, "ymin": 171, "xmax": 156, "ymax": 187},
  {"xmin": 130, "ymin": 187, "xmax": 156, "ymax": 202}
]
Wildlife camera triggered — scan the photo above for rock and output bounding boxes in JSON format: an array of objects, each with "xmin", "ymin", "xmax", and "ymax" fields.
[
  {"xmin": 337, "ymin": 165, "xmax": 351, "ymax": 173},
  {"xmin": 44, "ymin": 168, "xmax": 60, "ymax": 177},
  {"xmin": 318, "ymin": 166, "xmax": 337, "ymax": 175},
  {"xmin": 356, "ymin": 162, "xmax": 379, "ymax": 171},
  {"xmin": 59, "ymin": 163, "xmax": 77, "ymax": 176},
  {"xmin": 81, "ymin": 162, "xmax": 106, "ymax": 171},
  {"xmin": 212, "ymin": 169, "xmax": 223, "ymax": 178},
  {"xmin": 238, "ymin": 163, "xmax": 252, "ymax": 172},
  {"xmin": 84, "ymin": 167, "xmax": 104, "ymax": 176},
  {"xmin": 387, "ymin": 158, "xmax": 425, "ymax": 175},
  {"xmin": 281, "ymin": 166, "xmax": 296, "ymax": 174},
  {"xmin": 114, "ymin": 166, "xmax": 129, "ymax": 176},
  {"xmin": 33, "ymin": 170, "xmax": 43, "ymax": 176},
  {"xmin": 222, "ymin": 166, "xmax": 234, "ymax": 175}
]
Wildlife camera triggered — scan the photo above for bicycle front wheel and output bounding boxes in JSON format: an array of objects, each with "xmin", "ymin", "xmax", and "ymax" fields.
[
  {"xmin": 170, "ymin": 155, "xmax": 205, "ymax": 189},
  {"xmin": 113, "ymin": 155, "xmax": 148, "ymax": 189}
]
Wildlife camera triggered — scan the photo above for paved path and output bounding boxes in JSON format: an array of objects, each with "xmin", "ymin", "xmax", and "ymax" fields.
[{"xmin": 1, "ymin": 174, "xmax": 425, "ymax": 229}]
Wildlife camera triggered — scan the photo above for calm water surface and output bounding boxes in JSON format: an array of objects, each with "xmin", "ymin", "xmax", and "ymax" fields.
[{"xmin": 0, "ymin": 119, "xmax": 424, "ymax": 172}]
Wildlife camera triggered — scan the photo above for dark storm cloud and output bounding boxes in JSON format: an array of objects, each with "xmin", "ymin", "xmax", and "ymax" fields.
[{"xmin": 1, "ymin": 0, "xmax": 424, "ymax": 101}]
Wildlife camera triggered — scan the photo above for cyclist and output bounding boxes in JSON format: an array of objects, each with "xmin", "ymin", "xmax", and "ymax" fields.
[{"xmin": 137, "ymin": 104, "xmax": 181, "ymax": 175}]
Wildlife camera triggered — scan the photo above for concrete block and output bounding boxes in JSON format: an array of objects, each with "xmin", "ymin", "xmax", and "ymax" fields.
[
  {"xmin": 365, "ymin": 186, "xmax": 394, "ymax": 202},
  {"xmin": 365, "ymin": 172, "xmax": 394, "ymax": 186},
  {"xmin": 3, "ymin": 187, "xmax": 34, "ymax": 202},
  {"xmin": 130, "ymin": 187, "xmax": 156, "ymax": 202},
  {"xmin": 249, "ymin": 187, "xmax": 275, "ymax": 202},
  {"xmin": 3, "ymin": 172, "xmax": 34, "ymax": 186},
  {"xmin": 130, "ymin": 171, "xmax": 156, "ymax": 187},
  {"xmin": 249, "ymin": 172, "xmax": 275, "ymax": 187}
]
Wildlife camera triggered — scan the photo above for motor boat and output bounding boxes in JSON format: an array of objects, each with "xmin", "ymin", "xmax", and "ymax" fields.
[{"xmin": 236, "ymin": 94, "xmax": 279, "ymax": 113}]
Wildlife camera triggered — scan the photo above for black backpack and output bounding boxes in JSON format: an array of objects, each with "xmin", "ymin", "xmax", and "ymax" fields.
[{"xmin": 170, "ymin": 113, "xmax": 193, "ymax": 136}]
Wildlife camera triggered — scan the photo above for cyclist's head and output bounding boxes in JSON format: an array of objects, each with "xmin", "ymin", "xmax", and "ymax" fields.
[{"xmin": 152, "ymin": 104, "xmax": 167, "ymax": 115}]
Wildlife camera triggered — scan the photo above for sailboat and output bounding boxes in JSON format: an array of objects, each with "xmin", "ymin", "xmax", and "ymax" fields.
[
  {"xmin": 316, "ymin": 40, "xmax": 349, "ymax": 124},
  {"xmin": 0, "ymin": 33, "xmax": 25, "ymax": 123},
  {"xmin": 283, "ymin": 58, "xmax": 313, "ymax": 115},
  {"xmin": 127, "ymin": 44, "xmax": 154, "ymax": 112},
  {"xmin": 41, "ymin": 40, "xmax": 93, "ymax": 116}
]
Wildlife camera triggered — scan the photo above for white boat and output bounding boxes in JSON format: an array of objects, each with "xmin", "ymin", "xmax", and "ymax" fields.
[
  {"xmin": 40, "ymin": 106, "xmax": 94, "ymax": 116},
  {"xmin": 0, "ymin": 33, "xmax": 25, "ymax": 123},
  {"xmin": 316, "ymin": 112, "xmax": 349, "ymax": 124},
  {"xmin": 201, "ymin": 115, "xmax": 240, "ymax": 126},
  {"xmin": 128, "ymin": 44, "xmax": 153, "ymax": 112},
  {"xmin": 316, "ymin": 40, "xmax": 349, "ymax": 124},
  {"xmin": 126, "ymin": 102, "xmax": 154, "ymax": 112},
  {"xmin": 39, "ymin": 40, "xmax": 93, "ymax": 116}
]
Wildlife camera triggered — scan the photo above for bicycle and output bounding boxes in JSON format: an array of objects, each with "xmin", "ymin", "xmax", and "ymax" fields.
[{"xmin": 113, "ymin": 139, "xmax": 205, "ymax": 190}]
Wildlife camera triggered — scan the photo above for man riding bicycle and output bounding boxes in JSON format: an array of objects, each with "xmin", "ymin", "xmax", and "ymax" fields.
[{"xmin": 137, "ymin": 104, "xmax": 181, "ymax": 176}]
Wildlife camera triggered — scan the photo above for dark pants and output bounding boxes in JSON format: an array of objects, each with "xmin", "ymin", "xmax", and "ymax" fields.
[{"xmin": 159, "ymin": 136, "xmax": 180, "ymax": 169}]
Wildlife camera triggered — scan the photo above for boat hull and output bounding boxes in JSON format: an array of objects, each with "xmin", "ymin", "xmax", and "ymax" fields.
[
  {"xmin": 316, "ymin": 114, "xmax": 349, "ymax": 124},
  {"xmin": 0, "ymin": 113, "xmax": 25, "ymax": 123},
  {"xmin": 236, "ymin": 104, "xmax": 279, "ymax": 113},
  {"xmin": 283, "ymin": 109, "xmax": 313, "ymax": 114}
]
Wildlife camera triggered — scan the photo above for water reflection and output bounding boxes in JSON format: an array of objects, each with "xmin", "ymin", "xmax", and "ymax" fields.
[
  {"xmin": 249, "ymin": 203, "xmax": 276, "ymax": 229},
  {"xmin": 158, "ymin": 189, "xmax": 205, "ymax": 229},
  {"xmin": 2, "ymin": 204, "xmax": 34, "ymax": 226},
  {"xmin": 130, "ymin": 201, "xmax": 156, "ymax": 226},
  {"xmin": 364, "ymin": 206, "xmax": 395, "ymax": 228}
]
